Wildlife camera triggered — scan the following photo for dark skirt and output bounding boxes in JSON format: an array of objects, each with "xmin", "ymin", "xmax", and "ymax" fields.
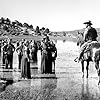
[
  {"xmin": 21, "ymin": 55, "xmax": 31, "ymax": 79},
  {"xmin": 41, "ymin": 51, "xmax": 52, "ymax": 74},
  {"xmin": 31, "ymin": 51, "xmax": 37, "ymax": 63}
]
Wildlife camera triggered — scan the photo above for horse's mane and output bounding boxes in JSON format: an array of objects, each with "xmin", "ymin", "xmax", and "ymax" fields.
[{"xmin": 77, "ymin": 31, "xmax": 84, "ymax": 47}]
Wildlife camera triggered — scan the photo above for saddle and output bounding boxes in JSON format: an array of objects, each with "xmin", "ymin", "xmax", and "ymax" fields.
[
  {"xmin": 84, "ymin": 41, "xmax": 100, "ymax": 53},
  {"xmin": 83, "ymin": 41, "xmax": 100, "ymax": 60}
]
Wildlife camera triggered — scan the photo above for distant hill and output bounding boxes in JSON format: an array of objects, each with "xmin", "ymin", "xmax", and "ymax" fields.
[
  {"xmin": 0, "ymin": 17, "xmax": 100, "ymax": 42},
  {"xmin": 53, "ymin": 28, "xmax": 100, "ymax": 42},
  {"xmin": 55, "ymin": 28, "xmax": 100, "ymax": 36}
]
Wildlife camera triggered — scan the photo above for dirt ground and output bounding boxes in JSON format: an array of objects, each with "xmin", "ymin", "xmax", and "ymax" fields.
[{"xmin": 0, "ymin": 40, "xmax": 100, "ymax": 100}]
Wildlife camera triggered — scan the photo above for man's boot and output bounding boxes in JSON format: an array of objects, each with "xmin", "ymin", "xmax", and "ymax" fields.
[
  {"xmin": 77, "ymin": 52, "xmax": 83, "ymax": 62},
  {"xmin": 74, "ymin": 52, "xmax": 83, "ymax": 63}
]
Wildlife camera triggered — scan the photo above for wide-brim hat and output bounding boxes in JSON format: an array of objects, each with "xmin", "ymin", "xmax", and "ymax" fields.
[{"xmin": 83, "ymin": 20, "xmax": 92, "ymax": 25}]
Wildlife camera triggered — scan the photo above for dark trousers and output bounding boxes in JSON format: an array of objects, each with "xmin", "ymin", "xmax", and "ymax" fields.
[
  {"xmin": 18, "ymin": 54, "xmax": 22, "ymax": 69},
  {"xmin": 2, "ymin": 53, "xmax": 5, "ymax": 65},
  {"xmin": 5, "ymin": 54, "xmax": 13, "ymax": 69}
]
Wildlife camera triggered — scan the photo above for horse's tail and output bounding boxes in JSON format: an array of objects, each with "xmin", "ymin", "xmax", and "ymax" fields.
[{"xmin": 92, "ymin": 48, "xmax": 100, "ymax": 62}]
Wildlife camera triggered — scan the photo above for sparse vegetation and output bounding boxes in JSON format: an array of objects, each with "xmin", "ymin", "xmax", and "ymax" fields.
[{"xmin": 1, "ymin": 17, "xmax": 100, "ymax": 42}]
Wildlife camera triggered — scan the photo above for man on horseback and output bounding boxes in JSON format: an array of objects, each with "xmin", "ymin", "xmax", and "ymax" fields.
[{"xmin": 77, "ymin": 20, "xmax": 98, "ymax": 62}]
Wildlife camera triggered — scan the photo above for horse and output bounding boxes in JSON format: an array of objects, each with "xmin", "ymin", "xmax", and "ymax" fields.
[{"xmin": 75, "ymin": 31, "xmax": 100, "ymax": 85}]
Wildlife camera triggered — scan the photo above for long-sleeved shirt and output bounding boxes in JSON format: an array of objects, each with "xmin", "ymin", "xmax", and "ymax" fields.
[{"xmin": 83, "ymin": 26, "xmax": 98, "ymax": 42}]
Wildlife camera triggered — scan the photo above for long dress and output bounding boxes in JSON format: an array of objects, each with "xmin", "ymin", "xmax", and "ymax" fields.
[
  {"xmin": 21, "ymin": 47, "xmax": 31, "ymax": 79},
  {"xmin": 41, "ymin": 42, "xmax": 52, "ymax": 74},
  {"xmin": 16, "ymin": 44, "xmax": 24, "ymax": 69},
  {"xmin": 31, "ymin": 44, "xmax": 38, "ymax": 63}
]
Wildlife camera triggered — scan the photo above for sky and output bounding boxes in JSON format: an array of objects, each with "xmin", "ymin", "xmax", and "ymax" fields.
[{"xmin": 0, "ymin": 0, "xmax": 100, "ymax": 31}]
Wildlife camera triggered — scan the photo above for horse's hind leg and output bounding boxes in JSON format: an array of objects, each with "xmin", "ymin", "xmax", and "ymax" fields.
[
  {"xmin": 81, "ymin": 61, "xmax": 84, "ymax": 78},
  {"xmin": 95, "ymin": 61, "xmax": 100, "ymax": 85},
  {"xmin": 98, "ymin": 70, "xmax": 100, "ymax": 85},
  {"xmin": 86, "ymin": 61, "xmax": 89, "ymax": 78},
  {"xmin": 95, "ymin": 61, "xmax": 99, "ymax": 75}
]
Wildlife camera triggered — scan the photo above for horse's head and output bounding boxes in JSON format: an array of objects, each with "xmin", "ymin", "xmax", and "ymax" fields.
[{"xmin": 77, "ymin": 31, "xmax": 84, "ymax": 47}]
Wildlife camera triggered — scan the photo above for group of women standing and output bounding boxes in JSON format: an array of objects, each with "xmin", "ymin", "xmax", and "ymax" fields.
[
  {"xmin": 19, "ymin": 35, "xmax": 57, "ymax": 79},
  {"xmin": 0, "ymin": 35, "xmax": 57, "ymax": 79},
  {"xmin": 16, "ymin": 39, "xmax": 38, "ymax": 79},
  {"xmin": 40, "ymin": 35, "xmax": 57, "ymax": 74}
]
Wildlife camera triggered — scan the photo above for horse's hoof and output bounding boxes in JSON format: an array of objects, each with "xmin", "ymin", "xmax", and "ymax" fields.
[
  {"xmin": 98, "ymin": 81, "xmax": 100, "ymax": 85},
  {"xmin": 86, "ymin": 76, "xmax": 88, "ymax": 78},
  {"xmin": 82, "ymin": 74, "xmax": 84, "ymax": 78}
]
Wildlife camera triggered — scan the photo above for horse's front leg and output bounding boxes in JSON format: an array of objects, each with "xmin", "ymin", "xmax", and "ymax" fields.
[
  {"xmin": 81, "ymin": 60, "xmax": 84, "ymax": 78},
  {"xmin": 86, "ymin": 60, "xmax": 89, "ymax": 78}
]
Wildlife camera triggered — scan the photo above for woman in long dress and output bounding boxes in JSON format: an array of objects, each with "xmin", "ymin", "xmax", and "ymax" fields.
[
  {"xmin": 16, "ymin": 41, "xmax": 24, "ymax": 69},
  {"xmin": 21, "ymin": 45, "xmax": 31, "ymax": 79},
  {"xmin": 30, "ymin": 40, "xmax": 38, "ymax": 63},
  {"xmin": 41, "ymin": 36, "xmax": 52, "ymax": 74}
]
